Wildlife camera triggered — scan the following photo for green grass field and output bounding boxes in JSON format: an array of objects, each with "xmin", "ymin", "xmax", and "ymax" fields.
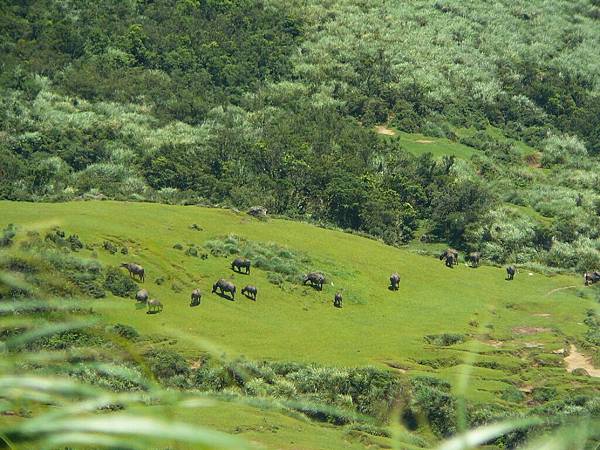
[
  {"xmin": 2, "ymin": 200, "xmax": 598, "ymax": 448},
  {"xmin": 393, "ymin": 131, "xmax": 478, "ymax": 159}
]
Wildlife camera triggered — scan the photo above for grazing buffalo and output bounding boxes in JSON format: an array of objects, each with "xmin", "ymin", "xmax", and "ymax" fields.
[
  {"xmin": 190, "ymin": 288, "xmax": 202, "ymax": 305},
  {"xmin": 440, "ymin": 249, "xmax": 459, "ymax": 268},
  {"xmin": 135, "ymin": 289, "xmax": 149, "ymax": 303},
  {"xmin": 334, "ymin": 292, "xmax": 343, "ymax": 308},
  {"xmin": 242, "ymin": 285, "xmax": 258, "ymax": 300},
  {"xmin": 212, "ymin": 279, "xmax": 236, "ymax": 300},
  {"xmin": 467, "ymin": 252, "xmax": 481, "ymax": 267},
  {"xmin": 231, "ymin": 258, "xmax": 251, "ymax": 274},
  {"xmin": 147, "ymin": 299, "xmax": 163, "ymax": 313},
  {"xmin": 390, "ymin": 273, "xmax": 401, "ymax": 290},
  {"xmin": 584, "ymin": 271, "xmax": 600, "ymax": 286},
  {"xmin": 303, "ymin": 272, "xmax": 325, "ymax": 290},
  {"xmin": 121, "ymin": 262, "xmax": 145, "ymax": 282},
  {"xmin": 506, "ymin": 266, "xmax": 516, "ymax": 280}
]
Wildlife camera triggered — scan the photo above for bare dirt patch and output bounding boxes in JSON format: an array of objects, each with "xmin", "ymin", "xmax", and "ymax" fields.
[
  {"xmin": 532, "ymin": 313, "xmax": 551, "ymax": 317},
  {"xmin": 481, "ymin": 339, "xmax": 504, "ymax": 348},
  {"xmin": 564, "ymin": 345, "xmax": 600, "ymax": 377},
  {"xmin": 415, "ymin": 139, "xmax": 434, "ymax": 143},
  {"xmin": 512, "ymin": 326, "xmax": 551, "ymax": 335},
  {"xmin": 374, "ymin": 125, "xmax": 396, "ymax": 136}
]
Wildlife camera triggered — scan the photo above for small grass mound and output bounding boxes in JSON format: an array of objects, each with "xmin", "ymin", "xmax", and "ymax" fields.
[{"xmin": 423, "ymin": 333, "xmax": 466, "ymax": 346}]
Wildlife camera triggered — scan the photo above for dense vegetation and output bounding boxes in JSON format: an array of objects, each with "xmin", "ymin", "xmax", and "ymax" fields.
[{"xmin": 1, "ymin": 0, "xmax": 600, "ymax": 271}]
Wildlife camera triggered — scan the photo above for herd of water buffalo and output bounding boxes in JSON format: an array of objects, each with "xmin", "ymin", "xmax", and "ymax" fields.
[{"xmin": 120, "ymin": 248, "xmax": 599, "ymax": 313}]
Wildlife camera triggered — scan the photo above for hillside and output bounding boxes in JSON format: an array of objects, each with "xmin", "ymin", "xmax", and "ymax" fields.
[
  {"xmin": 1, "ymin": 200, "xmax": 599, "ymax": 448},
  {"xmin": 1, "ymin": 0, "xmax": 600, "ymax": 447}
]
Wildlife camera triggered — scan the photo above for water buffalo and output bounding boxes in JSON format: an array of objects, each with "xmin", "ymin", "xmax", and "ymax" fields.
[
  {"xmin": 242, "ymin": 285, "xmax": 257, "ymax": 300},
  {"xmin": 506, "ymin": 266, "xmax": 516, "ymax": 280},
  {"xmin": 135, "ymin": 289, "xmax": 149, "ymax": 303},
  {"xmin": 584, "ymin": 271, "xmax": 600, "ymax": 286},
  {"xmin": 440, "ymin": 249, "xmax": 459, "ymax": 268},
  {"xmin": 303, "ymin": 272, "xmax": 325, "ymax": 290},
  {"xmin": 121, "ymin": 262, "xmax": 145, "ymax": 282},
  {"xmin": 190, "ymin": 288, "xmax": 202, "ymax": 305},
  {"xmin": 231, "ymin": 257, "xmax": 251, "ymax": 274},
  {"xmin": 467, "ymin": 252, "xmax": 481, "ymax": 267},
  {"xmin": 212, "ymin": 279, "xmax": 236, "ymax": 300},
  {"xmin": 334, "ymin": 292, "xmax": 343, "ymax": 308},
  {"xmin": 390, "ymin": 273, "xmax": 401, "ymax": 290},
  {"xmin": 147, "ymin": 298, "xmax": 163, "ymax": 313}
]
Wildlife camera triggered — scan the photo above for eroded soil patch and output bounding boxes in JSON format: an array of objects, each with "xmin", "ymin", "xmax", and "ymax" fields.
[
  {"xmin": 512, "ymin": 327, "xmax": 551, "ymax": 335},
  {"xmin": 564, "ymin": 345, "xmax": 600, "ymax": 377}
]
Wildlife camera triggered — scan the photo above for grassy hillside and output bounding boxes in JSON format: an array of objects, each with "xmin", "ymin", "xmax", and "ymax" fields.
[
  {"xmin": 3, "ymin": 201, "xmax": 597, "ymax": 396},
  {"xmin": 2, "ymin": 200, "xmax": 599, "ymax": 448}
]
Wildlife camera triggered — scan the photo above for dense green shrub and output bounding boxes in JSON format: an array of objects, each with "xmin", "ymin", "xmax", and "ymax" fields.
[
  {"xmin": 103, "ymin": 266, "xmax": 137, "ymax": 297},
  {"xmin": 144, "ymin": 349, "xmax": 190, "ymax": 384},
  {"xmin": 423, "ymin": 334, "xmax": 465, "ymax": 346},
  {"xmin": 409, "ymin": 377, "xmax": 457, "ymax": 437},
  {"xmin": 108, "ymin": 323, "xmax": 139, "ymax": 341}
]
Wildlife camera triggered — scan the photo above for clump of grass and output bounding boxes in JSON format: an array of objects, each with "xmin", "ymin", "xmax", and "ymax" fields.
[
  {"xmin": 103, "ymin": 266, "xmax": 137, "ymax": 297},
  {"xmin": 424, "ymin": 333, "xmax": 466, "ymax": 346},
  {"xmin": 103, "ymin": 240, "xmax": 118, "ymax": 254},
  {"xmin": 204, "ymin": 234, "xmax": 311, "ymax": 285},
  {"xmin": 1, "ymin": 223, "xmax": 17, "ymax": 247}
]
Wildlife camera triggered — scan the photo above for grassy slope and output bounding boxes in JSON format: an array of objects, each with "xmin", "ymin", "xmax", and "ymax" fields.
[
  {"xmin": 2, "ymin": 200, "xmax": 598, "ymax": 446},
  {"xmin": 395, "ymin": 131, "xmax": 477, "ymax": 159}
]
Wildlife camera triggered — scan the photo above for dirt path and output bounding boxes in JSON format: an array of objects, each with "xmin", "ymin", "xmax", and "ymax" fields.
[
  {"xmin": 545, "ymin": 285, "xmax": 577, "ymax": 296},
  {"xmin": 564, "ymin": 345, "xmax": 600, "ymax": 377}
]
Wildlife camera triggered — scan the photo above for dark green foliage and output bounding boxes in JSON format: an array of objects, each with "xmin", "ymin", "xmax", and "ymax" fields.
[
  {"xmin": 184, "ymin": 246, "xmax": 198, "ymax": 257},
  {"xmin": 532, "ymin": 387, "xmax": 558, "ymax": 403},
  {"xmin": 0, "ymin": 224, "xmax": 16, "ymax": 247},
  {"xmin": 0, "ymin": 0, "xmax": 599, "ymax": 274},
  {"xmin": 409, "ymin": 376, "xmax": 457, "ymax": 437},
  {"xmin": 423, "ymin": 333, "xmax": 465, "ymax": 346},
  {"xmin": 102, "ymin": 241, "xmax": 118, "ymax": 254},
  {"xmin": 144, "ymin": 349, "xmax": 190, "ymax": 385},
  {"xmin": 108, "ymin": 323, "xmax": 139, "ymax": 341},
  {"xmin": 103, "ymin": 266, "xmax": 137, "ymax": 297},
  {"xmin": 500, "ymin": 386, "xmax": 525, "ymax": 403}
]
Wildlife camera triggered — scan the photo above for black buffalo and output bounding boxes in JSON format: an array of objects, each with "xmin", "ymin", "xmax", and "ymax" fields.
[
  {"xmin": 440, "ymin": 249, "xmax": 459, "ymax": 268},
  {"xmin": 584, "ymin": 271, "xmax": 600, "ymax": 286},
  {"xmin": 212, "ymin": 279, "xmax": 236, "ymax": 300},
  {"xmin": 135, "ymin": 289, "xmax": 149, "ymax": 303},
  {"xmin": 334, "ymin": 292, "xmax": 343, "ymax": 308},
  {"xmin": 231, "ymin": 258, "xmax": 251, "ymax": 274},
  {"xmin": 467, "ymin": 252, "xmax": 481, "ymax": 267},
  {"xmin": 190, "ymin": 288, "xmax": 202, "ymax": 305},
  {"xmin": 242, "ymin": 285, "xmax": 258, "ymax": 300},
  {"xmin": 506, "ymin": 266, "xmax": 516, "ymax": 280},
  {"xmin": 121, "ymin": 262, "xmax": 145, "ymax": 281},
  {"xmin": 390, "ymin": 273, "xmax": 401, "ymax": 290},
  {"xmin": 303, "ymin": 272, "xmax": 325, "ymax": 290}
]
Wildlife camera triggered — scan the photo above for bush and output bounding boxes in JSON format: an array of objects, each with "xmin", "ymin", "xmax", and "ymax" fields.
[
  {"xmin": 532, "ymin": 387, "xmax": 558, "ymax": 403},
  {"xmin": 103, "ymin": 266, "xmax": 137, "ymax": 297},
  {"xmin": 103, "ymin": 241, "xmax": 118, "ymax": 254},
  {"xmin": 409, "ymin": 376, "xmax": 457, "ymax": 437},
  {"xmin": 108, "ymin": 323, "xmax": 139, "ymax": 341},
  {"xmin": 423, "ymin": 333, "xmax": 465, "ymax": 346},
  {"xmin": 144, "ymin": 349, "xmax": 190, "ymax": 383},
  {"xmin": 500, "ymin": 386, "xmax": 525, "ymax": 403}
]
